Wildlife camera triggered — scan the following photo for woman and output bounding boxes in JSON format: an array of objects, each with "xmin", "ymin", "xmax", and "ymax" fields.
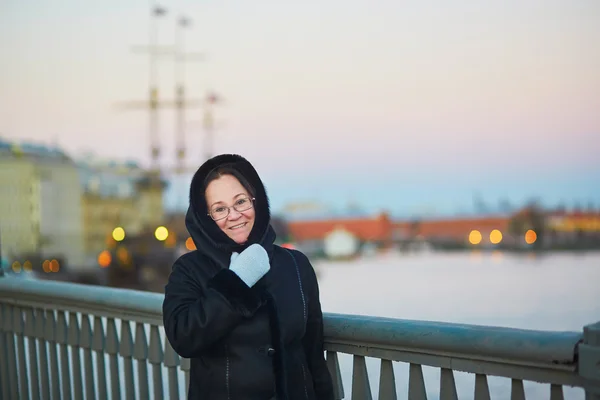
[{"xmin": 163, "ymin": 154, "xmax": 334, "ymax": 400}]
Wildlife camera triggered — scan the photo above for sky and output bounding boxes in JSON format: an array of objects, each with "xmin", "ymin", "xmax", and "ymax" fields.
[{"xmin": 1, "ymin": 0, "xmax": 599, "ymax": 217}]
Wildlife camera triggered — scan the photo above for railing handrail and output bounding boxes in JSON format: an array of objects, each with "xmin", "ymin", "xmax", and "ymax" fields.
[
  {"xmin": 0, "ymin": 277, "xmax": 582, "ymax": 368},
  {"xmin": 324, "ymin": 313, "xmax": 581, "ymax": 366},
  {"xmin": 0, "ymin": 277, "xmax": 164, "ymax": 325}
]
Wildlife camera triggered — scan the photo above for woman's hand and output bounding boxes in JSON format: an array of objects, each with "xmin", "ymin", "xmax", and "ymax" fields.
[{"xmin": 228, "ymin": 244, "xmax": 270, "ymax": 287}]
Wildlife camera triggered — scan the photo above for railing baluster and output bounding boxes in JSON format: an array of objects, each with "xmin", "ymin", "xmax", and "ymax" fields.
[
  {"xmin": 511, "ymin": 378, "xmax": 526, "ymax": 400},
  {"xmin": 352, "ymin": 355, "xmax": 373, "ymax": 400},
  {"xmin": 0, "ymin": 305, "xmax": 13, "ymax": 399},
  {"xmin": 106, "ymin": 318, "xmax": 122, "ymax": 400},
  {"xmin": 550, "ymin": 384, "xmax": 564, "ymax": 400},
  {"xmin": 45, "ymin": 310, "xmax": 61, "ymax": 400},
  {"xmin": 164, "ymin": 340, "xmax": 181, "ymax": 400},
  {"xmin": 134, "ymin": 322, "xmax": 150, "ymax": 400},
  {"xmin": 80, "ymin": 314, "xmax": 96, "ymax": 400},
  {"xmin": 92, "ymin": 316, "xmax": 108, "ymax": 399},
  {"xmin": 326, "ymin": 351, "xmax": 345, "ymax": 400},
  {"xmin": 35, "ymin": 309, "xmax": 51, "ymax": 400},
  {"xmin": 0, "ymin": 307, "xmax": 4, "ymax": 400},
  {"xmin": 581, "ymin": 321, "xmax": 600, "ymax": 399},
  {"xmin": 408, "ymin": 363, "xmax": 427, "ymax": 400},
  {"xmin": 474, "ymin": 374, "xmax": 491, "ymax": 400},
  {"xmin": 440, "ymin": 368, "xmax": 458, "ymax": 400},
  {"xmin": 378, "ymin": 359, "xmax": 397, "ymax": 400},
  {"xmin": 5, "ymin": 306, "xmax": 19, "ymax": 399},
  {"xmin": 14, "ymin": 306, "xmax": 30, "ymax": 400},
  {"xmin": 149, "ymin": 325, "xmax": 165, "ymax": 399},
  {"xmin": 25, "ymin": 307, "xmax": 41, "ymax": 400},
  {"xmin": 180, "ymin": 357, "xmax": 191, "ymax": 395},
  {"xmin": 57, "ymin": 310, "xmax": 72, "ymax": 400},
  {"xmin": 119, "ymin": 321, "xmax": 135, "ymax": 400},
  {"xmin": 68, "ymin": 312, "xmax": 84, "ymax": 400}
]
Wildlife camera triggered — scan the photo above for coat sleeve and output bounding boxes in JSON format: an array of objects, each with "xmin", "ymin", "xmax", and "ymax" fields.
[
  {"xmin": 299, "ymin": 253, "xmax": 335, "ymax": 400},
  {"xmin": 162, "ymin": 257, "xmax": 264, "ymax": 359}
]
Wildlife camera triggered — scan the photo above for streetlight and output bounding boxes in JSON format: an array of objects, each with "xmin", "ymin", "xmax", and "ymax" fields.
[
  {"xmin": 112, "ymin": 227, "xmax": 126, "ymax": 242},
  {"xmin": 98, "ymin": 250, "xmax": 112, "ymax": 268},
  {"xmin": 155, "ymin": 226, "xmax": 169, "ymax": 241}
]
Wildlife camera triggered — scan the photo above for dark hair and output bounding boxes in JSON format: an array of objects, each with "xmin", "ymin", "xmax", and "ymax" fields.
[{"xmin": 203, "ymin": 164, "xmax": 256, "ymax": 205}]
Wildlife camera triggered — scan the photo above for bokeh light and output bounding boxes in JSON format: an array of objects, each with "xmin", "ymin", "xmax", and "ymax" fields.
[
  {"xmin": 98, "ymin": 250, "xmax": 112, "ymax": 268},
  {"xmin": 185, "ymin": 237, "xmax": 196, "ymax": 251},
  {"xmin": 468, "ymin": 230, "xmax": 482, "ymax": 245},
  {"xmin": 155, "ymin": 226, "xmax": 169, "ymax": 241},
  {"xmin": 525, "ymin": 230, "xmax": 537, "ymax": 245},
  {"xmin": 489, "ymin": 229, "xmax": 503, "ymax": 245},
  {"xmin": 112, "ymin": 227, "xmax": 126, "ymax": 242}
]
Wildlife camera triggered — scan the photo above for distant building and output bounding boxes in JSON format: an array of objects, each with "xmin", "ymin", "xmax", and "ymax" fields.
[
  {"xmin": 288, "ymin": 212, "xmax": 518, "ymax": 254},
  {"xmin": 0, "ymin": 138, "xmax": 86, "ymax": 268},
  {"xmin": 288, "ymin": 212, "xmax": 393, "ymax": 258},
  {"xmin": 286, "ymin": 208, "xmax": 600, "ymax": 253},
  {"xmin": 323, "ymin": 227, "xmax": 360, "ymax": 259},
  {"xmin": 134, "ymin": 172, "xmax": 168, "ymax": 229},
  {"xmin": 0, "ymin": 138, "xmax": 169, "ymax": 270},
  {"xmin": 289, "ymin": 212, "xmax": 392, "ymax": 243},
  {"xmin": 76, "ymin": 156, "xmax": 168, "ymax": 262},
  {"xmin": 397, "ymin": 216, "xmax": 510, "ymax": 244}
]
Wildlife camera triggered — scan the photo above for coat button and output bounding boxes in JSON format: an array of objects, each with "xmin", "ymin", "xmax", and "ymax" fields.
[{"xmin": 267, "ymin": 347, "xmax": 276, "ymax": 357}]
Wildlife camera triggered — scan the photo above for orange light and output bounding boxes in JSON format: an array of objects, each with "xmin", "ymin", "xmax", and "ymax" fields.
[
  {"xmin": 281, "ymin": 243, "xmax": 295, "ymax": 249},
  {"xmin": 525, "ymin": 230, "xmax": 537, "ymax": 245},
  {"xmin": 50, "ymin": 259, "xmax": 60, "ymax": 273},
  {"xmin": 116, "ymin": 246, "xmax": 133, "ymax": 269},
  {"xmin": 98, "ymin": 250, "xmax": 112, "ymax": 268},
  {"xmin": 489, "ymin": 229, "xmax": 503, "ymax": 245},
  {"xmin": 165, "ymin": 234, "xmax": 177, "ymax": 248},
  {"xmin": 11, "ymin": 261, "xmax": 21, "ymax": 273},
  {"xmin": 185, "ymin": 237, "xmax": 196, "ymax": 251},
  {"xmin": 42, "ymin": 260, "xmax": 51, "ymax": 273},
  {"xmin": 23, "ymin": 260, "xmax": 33, "ymax": 272},
  {"xmin": 116, "ymin": 247, "xmax": 129, "ymax": 262},
  {"xmin": 468, "ymin": 230, "xmax": 482, "ymax": 245},
  {"xmin": 106, "ymin": 234, "xmax": 116, "ymax": 248}
]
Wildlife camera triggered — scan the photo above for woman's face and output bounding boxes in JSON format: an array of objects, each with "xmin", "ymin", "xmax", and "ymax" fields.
[{"xmin": 205, "ymin": 174, "xmax": 256, "ymax": 244}]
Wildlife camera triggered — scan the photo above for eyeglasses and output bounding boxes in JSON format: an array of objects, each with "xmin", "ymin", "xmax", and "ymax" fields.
[{"xmin": 208, "ymin": 197, "xmax": 255, "ymax": 221}]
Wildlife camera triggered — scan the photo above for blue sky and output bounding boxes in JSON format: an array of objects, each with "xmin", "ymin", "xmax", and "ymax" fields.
[{"xmin": 1, "ymin": 0, "xmax": 599, "ymax": 217}]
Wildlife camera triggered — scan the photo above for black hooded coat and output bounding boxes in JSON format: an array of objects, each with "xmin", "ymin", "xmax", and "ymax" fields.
[{"xmin": 162, "ymin": 154, "xmax": 334, "ymax": 400}]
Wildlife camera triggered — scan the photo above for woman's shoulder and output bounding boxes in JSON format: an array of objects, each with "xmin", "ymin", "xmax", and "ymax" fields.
[
  {"xmin": 274, "ymin": 246, "xmax": 317, "ymax": 275},
  {"xmin": 169, "ymin": 251, "xmax": 216, "ymax": 283},
  {"xmin": 172, "ymin": 250, "xmax": 199, "ymax": 270},
  {"xmin": 275, "ymin": 245, "xmax": 308, "ymax": 262}
]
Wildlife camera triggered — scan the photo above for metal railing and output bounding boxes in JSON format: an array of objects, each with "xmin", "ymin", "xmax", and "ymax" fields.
[{"xmin": 1, "ymin": 277, "xmax": 598, "ymax": 399}]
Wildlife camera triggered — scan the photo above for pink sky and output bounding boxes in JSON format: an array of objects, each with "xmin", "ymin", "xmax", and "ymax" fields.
[{"xmin": 1, "ymin": 0, "xmax": 598, "ymax": 213}]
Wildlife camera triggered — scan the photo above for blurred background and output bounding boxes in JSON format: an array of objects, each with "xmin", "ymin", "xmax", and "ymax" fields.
[{"xmin": 1, "ymin": 0, "xmax": 598, "ymax": 321}]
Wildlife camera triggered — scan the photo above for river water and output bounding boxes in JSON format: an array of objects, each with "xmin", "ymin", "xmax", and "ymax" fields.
[{"xmin": 313, "ymin": 250, "xmax": 600, "ymax": 399}]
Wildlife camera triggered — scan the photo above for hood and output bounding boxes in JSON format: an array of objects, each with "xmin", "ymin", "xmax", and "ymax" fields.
[{"xmin": 185, "ymin": 154, "xmax": 276, "ymax": 269}]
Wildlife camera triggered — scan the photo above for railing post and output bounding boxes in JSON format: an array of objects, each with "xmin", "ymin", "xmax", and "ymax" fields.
[
  {"xmin": 0, "ymin": 304, "xmax": 12, "ymax": 400},
  {"xmin": 579, "ymin": 321, "xmax": 600, "ymax": 399}
]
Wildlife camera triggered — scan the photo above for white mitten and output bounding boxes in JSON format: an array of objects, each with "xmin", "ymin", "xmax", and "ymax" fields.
[{"xmin": 228, "ymin": 244, "xmax": 270, "ymax": 287}]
